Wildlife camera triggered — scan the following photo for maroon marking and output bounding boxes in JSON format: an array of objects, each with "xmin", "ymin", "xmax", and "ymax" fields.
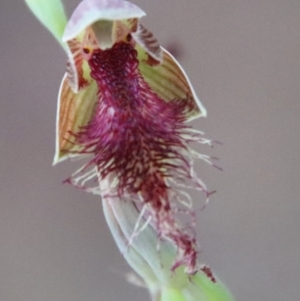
[{"xmin": 201, "ymin": 265, "xmax": 217, "ymax": 283}]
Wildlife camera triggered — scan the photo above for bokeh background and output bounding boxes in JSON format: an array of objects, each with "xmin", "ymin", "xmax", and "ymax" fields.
[{"xmin": 1, "ymin": 0, "xmax": 299, "ymax": 300}]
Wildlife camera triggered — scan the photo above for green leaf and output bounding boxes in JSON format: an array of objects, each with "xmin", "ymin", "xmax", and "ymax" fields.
[{"xmin": 25, "ymin": 0, "xmax": 67, "ymax": 46}]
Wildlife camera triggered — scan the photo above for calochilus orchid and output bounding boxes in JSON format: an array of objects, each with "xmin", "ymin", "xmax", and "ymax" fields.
[{"xmin": 25, "ymin": 0, "xmax": 235, "ymax": 300}]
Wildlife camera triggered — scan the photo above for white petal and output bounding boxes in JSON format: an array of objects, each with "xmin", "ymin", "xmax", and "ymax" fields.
[{"xmin": 63, "ymin": 0, "xmax": 146, "ymax": 42}]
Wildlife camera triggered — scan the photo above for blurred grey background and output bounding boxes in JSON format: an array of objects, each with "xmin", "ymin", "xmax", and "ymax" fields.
[{"xmin": 1, "ymin": 0, "xmax": 299, "ymax": 300}]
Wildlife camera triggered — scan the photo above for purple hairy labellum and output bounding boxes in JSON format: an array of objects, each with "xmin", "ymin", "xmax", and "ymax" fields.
[{"xmin": 63, "ymin": 36, "xmax": 213, "ymax": 275}]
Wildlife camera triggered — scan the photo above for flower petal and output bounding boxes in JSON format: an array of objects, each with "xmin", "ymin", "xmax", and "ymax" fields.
[
  {"xmin": 138, "ymin": 47, "xmax": 207, "ymax": 121},
  {"xmin": 104, "ymin": 195, "xmax": 192, "ymax": 286},
  {"xmin": 65, "ymin": 27, "xmax": 98, "ymax": 93},
  {"xmin": 102, "ymin": 193, "xmax": 159, "ymax": 288},
  {"xmin": 62, "ymin": 0, "xmax": 146, "ymax": 42},
  {"xmin": 53, "ymin": 74, "xmax": 98, "ymax": 164},
  {"xmin": 24, "ymin": 0, "xmax": 67, "ymax": 47},
  {"xmin": 102, "ymin": 193, "xmax": 175, "ymax": 285},
  {"xmin": 131, "ymin": 22, "xmax": 163, "ymax": 64},
  {"xmin": 65, "ymin": 38, "xmax": 88, "ymax": 93}
]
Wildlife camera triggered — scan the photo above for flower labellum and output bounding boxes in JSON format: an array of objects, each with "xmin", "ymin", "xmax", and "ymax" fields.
[{"xmin": 25, "ymin": 0, "xmax": 234, "ymax": 300}]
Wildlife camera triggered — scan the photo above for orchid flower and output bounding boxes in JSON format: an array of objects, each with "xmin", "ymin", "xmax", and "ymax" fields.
[{"xmin": 25, "ymin": 0, "xmax": 234, "ymax": 300}]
